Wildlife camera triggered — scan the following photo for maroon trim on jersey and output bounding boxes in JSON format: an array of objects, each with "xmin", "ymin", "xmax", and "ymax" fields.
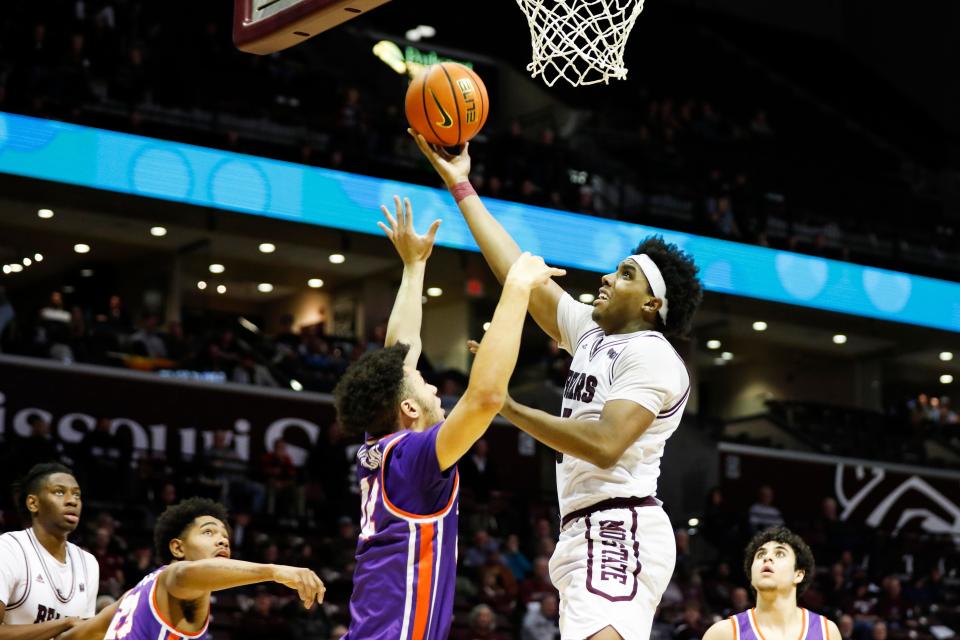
[
  {"xmin": 584, "ymin": 506, "xmax": 642, "ymax": 602},
  {"xmin": 4, "ymin": 534, "xmax": 32, "ymax": 610},
  {"xmin": 574, "ymin": 327, "xmax": 604, "ymax": 353},
  {"xmin": 561, "ymin": 495, "xmax": 657, "ymax": 528},
  {"xmin": 658, "ymin": 385, "xmax": 691, "ymax": 418}
]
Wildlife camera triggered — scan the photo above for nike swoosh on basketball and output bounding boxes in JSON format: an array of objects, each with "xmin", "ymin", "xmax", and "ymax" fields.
[{"xmin": 429, "ymin": 89, "xmax": 453, "ymax": 128}]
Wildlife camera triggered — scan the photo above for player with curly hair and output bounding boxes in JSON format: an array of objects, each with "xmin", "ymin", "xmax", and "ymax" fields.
[
  {"xmin": 334, "ymin": 195, "xmax": 563, "ymax": 640},
  {"xmin": 412, "ymin": 131, "xmax": 704, "ymax": 640},
  {"xmin": 703, "ymin": 526, "xmax": 841, "ymax": 640},
  {"xmin": 60, "ymin": 497, "xmax": 323, "ymax": 640}
]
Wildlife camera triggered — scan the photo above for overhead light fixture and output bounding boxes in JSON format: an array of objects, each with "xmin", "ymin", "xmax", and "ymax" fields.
[
  {"xmin": 687, "ymin": 518, "xmax": 699, "ymax": 527},
  {"xmin": 940, "ymin": 351, "xmax": 954, "ymax": 362},
  {"xmin": 329, "ymin": 253, "xmax": 345, "ymax": 264},
  {"xmin": 752, "ymin": 321, "xmax": 768, "ymax": 332},
  {"xmin": 290, "ymin": 379, "xmax": 303, "ymax": 391},
  {"xmin": 482, "ymin": 322, "xmax": 491, "ymax": 331},
  {"xmin": 150, "ymin": 226, "xmax": 167, "ymax": 237},
  {"xmin": 307, "ymin": 278, "xmax": 324, "ymax": 288},
  {"xmin": 259, "ymin": 243, "xmax": 276, "ymax": 254},
  {"xmin": 426, "ymin": 287, "xmax": 443, "ymax": 297},
  {"xmin": 421, "ymin": 295, "xmax": 428, "ymax": 304},
  {"xmin": 579, "ymin": 293, "xmax": 595, "ymax": 304},
  {"xmin": 706, "ymin": 340, "xmax": 721, "ymax": 350},
  {"xmin": 833, "ymin": 334, "xmax": 847, "ymax": 345},
  {"xmin": 34, "ymin": 253, "xmax": 43, "ymax": 262},
  {"xmin": 216, "ymin": 285, "xmax": 227, "ymax": 294},
  {"xmin": 941, "ymin": 374, "xmax": 954, "ymax": 385},
  {"xmin": 62, "ymin": 285, "xmax": 75, "ymax": 294},
  {"xmin": 37, "ymin": 209, "xmax": 54, "ymax": 219},
  {"xmin": 9, "ymin": 264, "xmax": 23, "ymax": 273},
  {"xmin": 22, "ymin": 258, "xmax": 32, "ymax": 266},
  {"xmin": 197, "ymin": 281, "xmax": 207, "ymax": 290},
  {"xmin": 73, "ymin": 243, "xmax": 90, "ymax": 254},
  {"xmin": 2, "ymin": 265, "xmax": 10, "ymax": 274},
  {"xmin": 721, "ymin": 351, "xmax": 734, "ymax": 361},
  {"xmin": 209, "ymin": 264, "xmax": 225, "ymax": 274},
  {"xmin": 257, "ymin": 283, "xmax": 274, "ymax": 293},
  {"xmin": 80, "ymin": 269, "xmax": 94, "ymax": 278},
  {"xmin": 714, "ymin": 357, "xmax": 727, "ymax": 366}
]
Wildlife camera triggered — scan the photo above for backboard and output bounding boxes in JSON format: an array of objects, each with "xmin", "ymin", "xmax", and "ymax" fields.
[{"xmin": 233, "ymin": 0, "xmax": 393, "ymax": 54}]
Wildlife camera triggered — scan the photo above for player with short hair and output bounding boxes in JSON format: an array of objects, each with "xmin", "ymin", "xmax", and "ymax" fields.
[
  {"xmin": 0, "ymin": 462, "xmax": 98, "ymax": 640},
  {"xmin": 335, "ymin": 196, "xmax": 564, "ymax": 640},
  {"xmin": 60, "ymin": 497, "xmax": 324, "ymax": 640},
  {"xmin": 412, "ymin": 132, "xmax": 703, "ymax": 640},
  {"xmin": 703, "ymin": 526, "xmax": 841, "ymax": 640}
]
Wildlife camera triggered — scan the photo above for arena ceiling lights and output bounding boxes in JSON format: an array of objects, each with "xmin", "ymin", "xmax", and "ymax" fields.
[{"xmin": 1, "ymin": 111, "xmax": 959, "ymax": 334}]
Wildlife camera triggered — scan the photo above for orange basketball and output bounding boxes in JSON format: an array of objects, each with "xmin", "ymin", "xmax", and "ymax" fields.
[{"xmin": 405, "ymin": 62, "xmax": 489, "ymax": 148}]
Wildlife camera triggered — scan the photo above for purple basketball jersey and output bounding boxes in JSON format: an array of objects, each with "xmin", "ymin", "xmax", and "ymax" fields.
[
  {"xmin": 731, "ymin": 608, "xmax": 828, "ymax": 640},
  {"xmin": 102, "ymin": 567, "xmax": 209, "ymax": 640},
  {"xmin": 345, "ymin": 423, "xmax": 459, "ymax": 640}
]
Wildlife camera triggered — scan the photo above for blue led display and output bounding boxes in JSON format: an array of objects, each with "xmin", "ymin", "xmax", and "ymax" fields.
[{"xmin": 1, "ymin": 112, "xmax": 957, "ymax": 332}]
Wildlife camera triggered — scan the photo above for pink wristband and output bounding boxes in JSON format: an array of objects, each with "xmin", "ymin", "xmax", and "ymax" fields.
[{"xmin": 449, "ymin": 181, "xmax": 477, "ymax": 203}]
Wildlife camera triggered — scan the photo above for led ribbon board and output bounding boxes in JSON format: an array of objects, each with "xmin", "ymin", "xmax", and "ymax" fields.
[{"xmin": 1, "ymin": 112, "xmax": 957, "ymax": 332}]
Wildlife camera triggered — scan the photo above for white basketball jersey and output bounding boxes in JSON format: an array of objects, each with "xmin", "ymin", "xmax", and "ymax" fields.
[
  {"xmin": 0, "ymin": 529, "xmax": 98, "ymax": 625},
  {"xmin": 555, "ymin": 294, "xmax": 690, "ymax": 518}
]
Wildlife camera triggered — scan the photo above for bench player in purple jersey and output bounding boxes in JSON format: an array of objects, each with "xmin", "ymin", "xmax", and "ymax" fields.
[
  {"xmin": 333, "ymin": 196, "xmax": 564, "ymax": 640},
  {"xmin": 411, "ymin": 132, "xmax": 704, "ymax": 640},
  {"xmin": 59, "ymin": 497, "xmax": 324, "ymax": 640},
  {"xmin": 704, "ymin": 527, "xmax": 841, "ymax": 640}
]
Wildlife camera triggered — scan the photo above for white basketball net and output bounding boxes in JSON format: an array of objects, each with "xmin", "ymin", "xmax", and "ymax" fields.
[{"xmin": 516, "ymin": 0, "xmax": 646, "ymax": 87}]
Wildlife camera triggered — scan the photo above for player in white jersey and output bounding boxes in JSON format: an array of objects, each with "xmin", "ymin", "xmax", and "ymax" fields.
[
  {"xmin": 0, "ymin": 463, "xmax": 99, "ymax": 640},
  {"xmin": 413, "ymin": 132, "xmax": 704, "ymax": 640}
]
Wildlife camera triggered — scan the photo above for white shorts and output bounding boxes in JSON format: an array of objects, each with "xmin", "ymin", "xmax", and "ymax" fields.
[{"xmin": 549, "ymin": 502, "xmax": 676, "ymax": 640}]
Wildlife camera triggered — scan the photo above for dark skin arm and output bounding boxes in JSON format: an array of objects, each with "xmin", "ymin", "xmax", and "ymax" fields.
[
  {"xmin": 500, "ymin": 396, "xmax": 656, "ymax": 469},
  {"xmin": 54, "ymin": 601, "xmax": 120, "ymax": 640},
  {"xmin": 0, "ymin": 603, "xmax": 78, "ymax": 640}
]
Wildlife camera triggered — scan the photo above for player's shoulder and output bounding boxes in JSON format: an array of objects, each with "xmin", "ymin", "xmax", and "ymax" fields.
[
  {"xmin": 620, "ymin": 331, "xmax": 684, "ymax": 365},
  {"xmin": 822, "ymin": 616, "xmax": 841, "ymax": 640},
  {"xmin": 703, "ymin": 615, "xmax": 737, "ymax": 640},
  {"xmin": 0, "ymin": 529, "xmax": 27, "ymax": 551},
  {"xmin": 72, "ymin": 544, "xmax": 99, "ymax": 571}
]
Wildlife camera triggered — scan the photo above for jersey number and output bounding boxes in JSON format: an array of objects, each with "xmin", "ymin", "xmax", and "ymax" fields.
[
  {"xmin": 359, "ymin": 476, "xmax": 379, "ymax": 539},
  {"xmin": 104, "ymin": 592, "xmax": 141, "ymax": 640},
  {"xmin": 555, "ymin": 409, "xmax": 573, "ymax": 463}
]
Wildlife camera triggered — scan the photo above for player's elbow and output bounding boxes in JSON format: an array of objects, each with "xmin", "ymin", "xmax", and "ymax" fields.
[
  {"xmin": 468, "ymin": 389, "xmax": 505, "ymax": 413},
  {"xmin": 591, "ymin": 439, "xmax": 627, "ymax": 469},
  {"xmin": 590, "ymin": 445, "xmax": 619, "ymax": 470}
]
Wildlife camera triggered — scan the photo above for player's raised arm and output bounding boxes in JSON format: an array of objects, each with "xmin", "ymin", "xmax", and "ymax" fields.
[
  {"xmin": 160, "ymin": 559, "xmax": 324, "ymax": 609},
  {"xmin": 410, "ymin": 130, "xmax": 566, "ymax": 343},
  {"xmin": 378, "ymin": 195, "xmax": 442, "ymax": 368},
  {"xmin": 436, "ymin": 253, "xmax": 565, "ymax": 470}
]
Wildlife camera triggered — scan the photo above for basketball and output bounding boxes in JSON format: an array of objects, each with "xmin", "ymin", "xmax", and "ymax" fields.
[{"xmin": 405, "ymin": 62, "xmax": 489, "ymax": 148}]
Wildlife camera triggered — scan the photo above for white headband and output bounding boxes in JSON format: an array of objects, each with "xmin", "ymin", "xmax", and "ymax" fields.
[{"xmin": 628, "ymin": 254, "xmax": 669, "ymax": 324}]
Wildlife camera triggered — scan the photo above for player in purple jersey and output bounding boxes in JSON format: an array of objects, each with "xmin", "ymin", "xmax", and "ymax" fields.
[
  {"xmin": 59, "ymin": 498, "xmax": 324, "ymax": 640},
  {"xmin": 703, "ymin": 527, "xmax": 841, "ymax": 640},
  {"xmin": 333, "ymin": 196, "xmax": 564, "ymax": 640}
]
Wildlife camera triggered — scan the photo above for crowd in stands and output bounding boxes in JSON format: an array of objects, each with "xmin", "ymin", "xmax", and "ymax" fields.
[
  {"xmin": 907, "ymin": 394, "xmax": 959, "ymax": 427},
  {"xmin": 0, "ymin": 1, "xmax": 956, "ymax": 280},
  {"xmin": 2, "ymin": 415, "xmax": 958, "ymax": 640}
]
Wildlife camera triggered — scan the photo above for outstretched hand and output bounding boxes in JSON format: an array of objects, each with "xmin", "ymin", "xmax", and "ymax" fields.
[
  {"xmin": 272, "ymin": 565, "xmax": 326, "ymax": 609},
  {"xmin": 377, "ymin": 195, "xmax": 442, "ymax": 265},
  {"xmin": 505, "ymin": 252, "xmax": 567, "ymax": 290},
  {"xmin": 408, "ymin": 128, "xmax": 472, "ymax": 188}
]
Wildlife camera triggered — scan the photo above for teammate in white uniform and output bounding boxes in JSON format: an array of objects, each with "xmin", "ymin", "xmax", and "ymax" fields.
[
  {"xmin": 0, "ymin": 463, "xmax": 99, "ymax": 640},
  {"xmin": 413, "ymin": 132, "xmax": 704, "ymax": 640}
]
